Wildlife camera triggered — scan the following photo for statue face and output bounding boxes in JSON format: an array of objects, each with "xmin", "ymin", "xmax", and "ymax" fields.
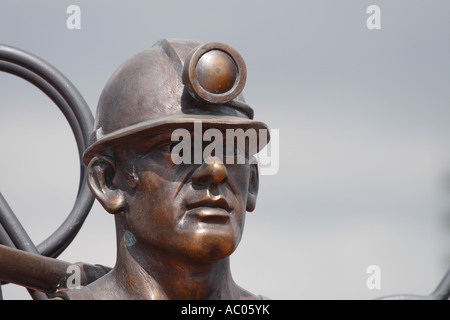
[{"xmin": 118, "ymin": 132, "xmax": 255, "ymax": 262}]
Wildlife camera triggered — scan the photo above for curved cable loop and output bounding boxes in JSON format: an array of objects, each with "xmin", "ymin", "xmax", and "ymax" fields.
[{"xmin": 0, "ymin": 44, "xmax": 95, "ymax": 258}]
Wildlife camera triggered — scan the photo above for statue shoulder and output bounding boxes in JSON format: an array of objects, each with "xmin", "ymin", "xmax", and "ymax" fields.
[{"xmin": 53, "ymin": 286, "xmax": 95, "ymax": 300}]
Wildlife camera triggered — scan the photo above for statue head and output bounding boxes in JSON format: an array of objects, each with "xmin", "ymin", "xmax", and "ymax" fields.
[{"xmin": 83, "ymin": 38, "xmax": 270, "ymax": 263}]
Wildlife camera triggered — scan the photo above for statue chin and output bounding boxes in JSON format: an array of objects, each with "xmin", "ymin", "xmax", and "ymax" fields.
[
  {"xmin": 188, "ymin": 233, "xmax": 239, "ymax": 263},
  {"xmin": 171, "ymin": 227, "xmax": 241, "ymax": 263}
]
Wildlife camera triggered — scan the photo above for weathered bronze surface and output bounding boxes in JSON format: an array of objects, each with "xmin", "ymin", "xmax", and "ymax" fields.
[
  {"xmin": 2, "ymin": 38, "xmax": 450, "ymax": 301},
  {"xmin": 55, "ymin": 38, "xmax": 269, "ymax": 300},
  {"xmin": 0, "ymin": 38, "xmax": 268, "ymax": 300}
]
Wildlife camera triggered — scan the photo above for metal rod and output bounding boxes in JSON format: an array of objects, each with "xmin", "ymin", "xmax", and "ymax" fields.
[
  {"xmin": 0, "ymin": 193, "xmax": 38, "ymax": 253},
  {"xmin": 0, "ymin": 45, "xmax": 93, "ymax": 144},
  {"xmin": 0, "ymin": 59, "xmax": 93, "ymax": 258},
  {"xmin": 0, "ymin": 44, "xmax": 95, "ymax": 259},
  {"xmin": 429, "ymin": 268, "xmax": 450, "ymax": 300},
  {"xmin": 0, "ymin": 223, "xmax": 14, "ymax": 248},
  {"xmin": 0, "ymin": 244, "xmax": 70, "ymax": 294},
  {"xmin": 0, "ymin": 60, "xmax": 86, "ymax": 166},
  {"xmin": 0, "ymin": 194, "xmax": 48, "ymax": 299}
]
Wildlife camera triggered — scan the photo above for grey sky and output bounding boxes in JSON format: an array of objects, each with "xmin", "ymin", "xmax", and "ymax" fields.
[{"xmin": 1, "ymin": 1, "xmax": 450, "ymax": 299}]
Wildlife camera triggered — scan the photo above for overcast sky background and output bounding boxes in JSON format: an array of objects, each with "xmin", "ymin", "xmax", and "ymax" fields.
[{"xmin": 1, "ymin": 1, "xmax": 450, "ymax": 300}]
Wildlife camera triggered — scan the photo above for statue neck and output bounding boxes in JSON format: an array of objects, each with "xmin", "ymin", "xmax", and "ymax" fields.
[{"xmin": 111, "ymin": 234, "xmax": 240, "ymax": 300}]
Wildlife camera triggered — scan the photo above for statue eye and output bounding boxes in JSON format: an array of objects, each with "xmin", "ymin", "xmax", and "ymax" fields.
[
  {"xmin": 158, "ymin": 141, "xmax": 179, "ymax": 154},
  {"xmin": 222, "ymin": 143, "xmax": 247, "ymax": 163}
]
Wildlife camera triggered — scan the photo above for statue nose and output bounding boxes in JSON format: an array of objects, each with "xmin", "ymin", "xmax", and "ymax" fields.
[{"xmin": 192, "ymin": 157, "xmax": 228, "ymax": 187}]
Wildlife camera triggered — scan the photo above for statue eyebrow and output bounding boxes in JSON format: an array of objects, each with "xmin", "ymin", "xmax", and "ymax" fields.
[{"xmin": 132, "ymin": 136, "xmax": 178, "ymax": 158}]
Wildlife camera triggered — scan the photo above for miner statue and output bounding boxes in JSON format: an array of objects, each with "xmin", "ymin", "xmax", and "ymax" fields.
[{"xmin": 54, "ymin": 38, "xmax": 270, "ymax": 300}]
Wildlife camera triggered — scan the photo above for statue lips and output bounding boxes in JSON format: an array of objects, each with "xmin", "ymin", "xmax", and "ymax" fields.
[{"xmin": 185, "ymin": 197, "xmax": 232, "ymax": 224}]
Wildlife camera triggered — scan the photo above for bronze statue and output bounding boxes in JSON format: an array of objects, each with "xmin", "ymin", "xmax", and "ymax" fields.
[
  {"xmin": 52, "ymin": 38, "xmax": 270, "ymax": 300},
  {"xmin": 3, "ymin": 39, "xmax": 450, "ymax": 301}
]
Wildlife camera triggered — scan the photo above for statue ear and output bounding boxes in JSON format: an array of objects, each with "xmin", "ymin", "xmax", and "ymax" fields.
[
  {"xmin": 246, "ymin": 163, "xmax": 259, "ymax": 212},
  {"xmin": 87, "ymin": 155, "xmax": 126, "ymax": 215}
]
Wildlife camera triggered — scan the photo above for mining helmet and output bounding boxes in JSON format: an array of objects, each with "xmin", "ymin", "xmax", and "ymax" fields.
[{"xmin": 82, "ymin": 38, "xmax": 270, "ymax": 165}]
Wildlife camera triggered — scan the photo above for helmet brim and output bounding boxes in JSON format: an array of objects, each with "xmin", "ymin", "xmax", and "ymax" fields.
[{"xmin": 82, "ymin": 114, "xmax": 270, "ymax": 166}]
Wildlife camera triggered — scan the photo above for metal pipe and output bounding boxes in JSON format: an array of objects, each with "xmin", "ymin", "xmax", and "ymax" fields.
[
  {"xmin": 0, "ymin": 193, "xmax": 48, "ymax": 299},
  {"xmin": 0, "ymin": 44, "xmax": 95, "ymax": 259},
  {"xmin": 0, "ymin": 193, "xmax": 38, "ymax": 253},
  {"xmin": 0, "ymin": 60, "xmax": 86, "ymax": 163},
  {"xmin": 0, "ymin": 45, "xmax": 93, "ymax": 144},
  {"xmin": 429, "ymin": 268, "xmax": 450, "ymax": 300},
  {"xmin": 0, "ymin": 244, "xmax": 71, "ymax": 294},
  {"xmin": 0, "ymin": 44, "xmax": 96, "ymax": 299},
  {"xmin": 0, "ymin": 224, "xmax": 14, "ymax": 248}
]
